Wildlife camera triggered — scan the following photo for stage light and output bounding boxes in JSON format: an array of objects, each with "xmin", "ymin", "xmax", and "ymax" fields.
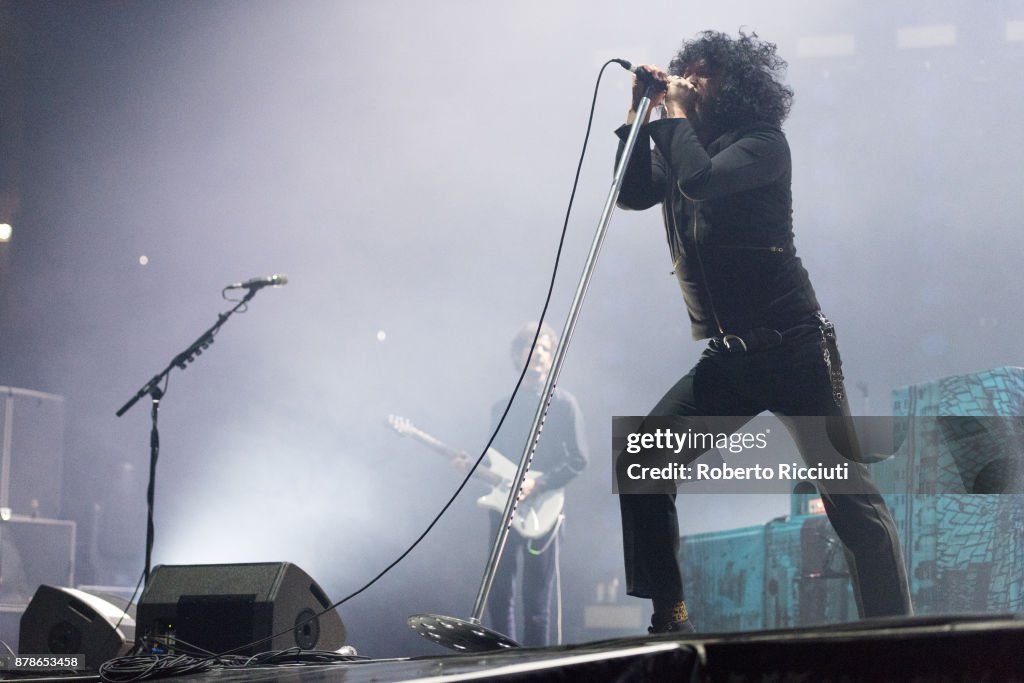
[
  {"xmin": 896, "ymin": 24, "xmax": 957, "ymax": 49},
  {"xmin": 0, "ymin": 223, "xmax": 12, "ymax": 242},
  {"xmin": 1007, "ymin": 20, "xmax": 1024, "ymax": 42},
  {"xmin": 796, "ymin": 35, "xmax": 856, "ymax": 58}
]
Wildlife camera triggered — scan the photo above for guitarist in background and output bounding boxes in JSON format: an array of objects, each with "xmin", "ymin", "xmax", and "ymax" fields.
[{"xmin": 483, "ymin": 321, "xmax": 589, "ymax": 646}]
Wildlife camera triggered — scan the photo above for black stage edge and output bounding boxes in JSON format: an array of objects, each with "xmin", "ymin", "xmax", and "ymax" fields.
[{"xmin": 9, "ymin": 615, "xmax": 1024, "ymax": 682}]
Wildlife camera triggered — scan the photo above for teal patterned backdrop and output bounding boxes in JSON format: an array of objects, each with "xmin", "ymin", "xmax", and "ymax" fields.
[{"xmin": 680, "ymin": 367, "xmax": 1024, "ymax": 631}]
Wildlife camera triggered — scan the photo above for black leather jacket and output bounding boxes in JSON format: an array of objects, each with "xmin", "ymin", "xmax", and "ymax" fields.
[{"xmin": 616, "ymin": 117, "xmax": 819, "ymax": 340}]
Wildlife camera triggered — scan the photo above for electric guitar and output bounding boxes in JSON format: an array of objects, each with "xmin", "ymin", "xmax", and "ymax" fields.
[{"xmin": 387, "ymin": 415, "xmax": 565, "ymax": 539}]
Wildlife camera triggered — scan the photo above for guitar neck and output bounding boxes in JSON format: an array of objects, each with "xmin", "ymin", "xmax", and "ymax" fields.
[
  {"xmin": 402, "ymin": 426, "xmax": 503, "ymax": 487},
  {"xmin": 405, "ymin": 427, "xmax": 459, "ymax": 459}
]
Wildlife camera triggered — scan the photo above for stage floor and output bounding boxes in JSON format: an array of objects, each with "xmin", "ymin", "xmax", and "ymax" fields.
[{"xmin": 5, "ymin": 614, "xmax": 1023, "ymax": 683}]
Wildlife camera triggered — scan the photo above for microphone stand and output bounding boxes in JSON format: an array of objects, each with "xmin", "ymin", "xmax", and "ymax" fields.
[
  {"xmin": 408, "ymin": 82, "xmax": 660, "ymax": 652},
  {"xmin": 116, "ymin": 287, "xmax": 260, "ymax": 587}
]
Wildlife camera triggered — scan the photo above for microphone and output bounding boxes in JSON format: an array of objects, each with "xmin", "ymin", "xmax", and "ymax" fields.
[
  {"xmin": 225, "ymin": 274, "xmax": 289, "ymax": 290},
  {"xmin": 611, "ymin": 58, "xmax": 639, "ymax": 73},
  {"xmin": 612, "ymin": 58, "xmax": 666, "ymax": 89}
]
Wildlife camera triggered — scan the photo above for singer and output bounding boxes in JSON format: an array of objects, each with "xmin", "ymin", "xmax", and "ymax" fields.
[{"xmin": 613, "ymin": 31, "xmax": 912, "ymax": 633}]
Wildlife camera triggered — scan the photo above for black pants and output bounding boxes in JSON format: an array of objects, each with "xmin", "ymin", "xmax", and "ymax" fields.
[
  {"xmin": 487, "ymin": 512, "xmax": 560, "ymax": 646},
  {"xmin": 618, "ymin": 319, "xmax": 913, "ymax": 618}
]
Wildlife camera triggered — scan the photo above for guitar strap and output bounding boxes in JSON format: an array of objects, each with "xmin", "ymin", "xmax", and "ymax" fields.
[{"xmin": 526, "ymin": 513, "xmax": 565, "ymax": 555}]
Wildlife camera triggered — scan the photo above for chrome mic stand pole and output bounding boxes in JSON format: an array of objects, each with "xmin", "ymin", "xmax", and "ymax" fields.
[{"xmin": 409, "ymin": 80, "xmax": 660, "ymax": 652}]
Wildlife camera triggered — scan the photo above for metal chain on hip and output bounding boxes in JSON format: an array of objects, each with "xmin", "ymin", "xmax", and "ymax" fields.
[{"xmin": 816, "ymin": 312, "xmax": 845, "ymax": 407}]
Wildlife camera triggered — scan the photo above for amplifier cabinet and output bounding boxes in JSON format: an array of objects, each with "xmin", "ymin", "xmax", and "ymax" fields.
[
  {"xmin": 0, "ymin": 515, "xmax": 76, "ymax": 607},
  {"xmin": 680, "ymin": 514, "xmax": 857, "ymax": 633},
  {"xmin": 880, "ymin": 367, "xmax": 1024, "ymax": 614},
  {"xmin": 0, "ymin": 386, "xmax": 65, "ymax": 519}
]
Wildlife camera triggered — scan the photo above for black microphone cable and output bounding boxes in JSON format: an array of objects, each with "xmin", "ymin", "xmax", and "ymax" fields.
[{"xmin": 101, "ymin": 58, "xmax": 628, "ymax": 681}]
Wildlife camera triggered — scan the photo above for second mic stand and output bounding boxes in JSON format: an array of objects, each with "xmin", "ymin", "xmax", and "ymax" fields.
[
  {"xmin": 408, "ymin": 82, "xmax": 660, "ymax": 652},
  {"xmin": 116, "ymin": 288, "xmax": 259, "ymax": 587}
]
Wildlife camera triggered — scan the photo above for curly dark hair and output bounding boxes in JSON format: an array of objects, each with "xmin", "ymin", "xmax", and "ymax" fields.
[
  {"xmin": 668, "ymin": 30, "xmax": 793, "ymax": 129},
  {"xmin": 510, "ymin": 320, "xmax": 557, "ymax": 361}
]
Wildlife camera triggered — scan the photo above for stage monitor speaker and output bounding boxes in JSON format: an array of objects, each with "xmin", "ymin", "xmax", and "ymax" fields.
[
  {"xmin": 135, "ymin": 562, "xmax": 345, "ymax": 655},
  {"xmin": 19, "ymin": 585, "xmax": 136, "ymax": 670}
]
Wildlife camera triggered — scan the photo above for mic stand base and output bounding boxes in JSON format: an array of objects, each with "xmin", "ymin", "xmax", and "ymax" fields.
[{"xmin": 407, "ymin": 614, "xmax": 519, "ymax": 652}]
